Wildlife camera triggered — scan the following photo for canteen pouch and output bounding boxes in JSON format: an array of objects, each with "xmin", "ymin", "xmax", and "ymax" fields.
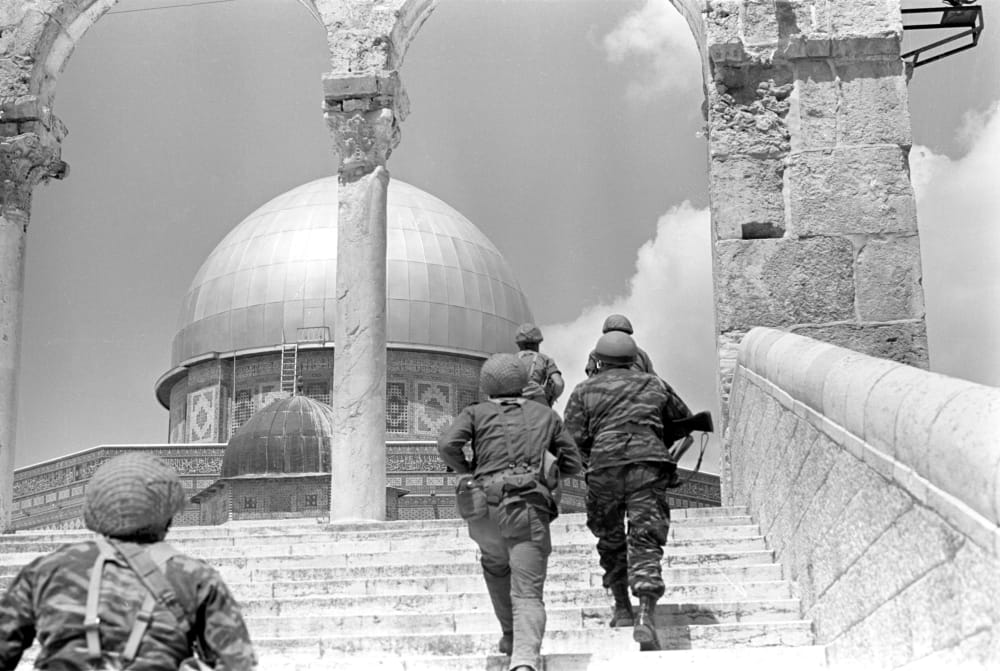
[{"xmin": 456, "ymin": 475, "xmax": 489, "ymax": 520}]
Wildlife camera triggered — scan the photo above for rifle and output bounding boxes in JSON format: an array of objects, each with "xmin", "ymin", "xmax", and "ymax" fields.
[{"xmin": 662, "ymin": 411, "xmax": 714, "ymax": 488}]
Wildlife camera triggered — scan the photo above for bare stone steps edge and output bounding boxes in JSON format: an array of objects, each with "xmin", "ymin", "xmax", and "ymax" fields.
[
  {"xmin": 0, "ymin": 525, "xmax": 762, "ymax": 557},
  {"xmin": 215, "ymin": 559, "xmax": 785, "ymax": 585},
  {"xmin": 232, "ymin": 575, "xmax": 793, "ymax": 602},
  {"xmin": 247, "ymin": 620, "xmax": 816, "ymax": 656},
  {"xmin": 249, "ymin": 645, "xmax": 828, "ymax": 671},
  {"xmin": 237, "ymin": 599, "xmax": 803, "ymax": 629}
]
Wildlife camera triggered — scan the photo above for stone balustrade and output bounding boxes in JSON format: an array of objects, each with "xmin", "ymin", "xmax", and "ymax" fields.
[{"xmin": 726, "ymin": 327, "xmax": 1000, "ymax": 669}]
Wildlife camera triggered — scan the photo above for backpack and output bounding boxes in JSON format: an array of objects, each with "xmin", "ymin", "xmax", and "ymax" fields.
[
  {"xmin": 517, "ymin": 351, "xmax": 552, "ymax": 404},
  {"xmin": 84, "ymin": 538, "xmax": 210, "ymax": 670}
]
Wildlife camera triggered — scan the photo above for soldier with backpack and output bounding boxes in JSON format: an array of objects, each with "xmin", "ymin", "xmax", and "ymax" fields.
[
  {"xmin": 0, "ymin": 453, "xmax": 256, "ymax": 670},
  {"xmin": 513, "ymin": 323, "xmax": 564, "ymax": 407},
  {"xmin": 438, "ymin": 353, "xmax": 582, "ymax": 671}
]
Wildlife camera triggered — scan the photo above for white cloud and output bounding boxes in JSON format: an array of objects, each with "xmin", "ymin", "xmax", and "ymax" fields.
[
  {"xmin": 601, "ymin": 0, "xmax": 702, "ymax": 101},
  {"xmin": 540, "ymin": 202, "xmax": 722, "ymax": 472},
  {"xmin": 911, "ymin": 100, "xmax": 1000, "ymax": 387}
]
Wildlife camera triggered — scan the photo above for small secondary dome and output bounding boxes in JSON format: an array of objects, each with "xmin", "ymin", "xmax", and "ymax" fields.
[
  {"xmin": 171, "ymin": 178, "xmax": 533, "ymax": 365},
  {"xmin": 221, "ymin": 395, "xmax": 334, "ymax": 478}
]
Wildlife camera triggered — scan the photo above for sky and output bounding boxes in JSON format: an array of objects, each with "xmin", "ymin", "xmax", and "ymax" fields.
[{"xmin": 14, "ymin": 0, "xmax": 1000, "ymax": 472}]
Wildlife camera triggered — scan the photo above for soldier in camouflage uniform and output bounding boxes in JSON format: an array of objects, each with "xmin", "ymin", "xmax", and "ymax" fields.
[
  {"xmin": 584, "ymin": 314, "xmax": 656, "ymax": 378},
  {"xmin": 0, "ymin": 453, "xmax": 257, "ymax": 670},
  {"xmin": 564, "ymin": 332, "xmax": 691, "ymax": 650},
  {"xmin": 514, "ymin": 323, "xmax": 564, "ymax": 407},
  {"xmin": 439, "ymin": 353, "xmax": 583, "ymax": 671}
]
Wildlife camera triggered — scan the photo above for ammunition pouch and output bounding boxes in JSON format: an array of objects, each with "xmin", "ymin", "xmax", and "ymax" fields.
[{"xmin": 456, "ymin": 475, "xmax": 489, "ymax": 520}]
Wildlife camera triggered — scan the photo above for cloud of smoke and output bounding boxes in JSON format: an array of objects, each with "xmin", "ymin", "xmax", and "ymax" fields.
[
  {"xmin": 910, "ymin": 100, "xmax": 1000, "ymax": 387},
  {"xmin": 541, "ymin": 202, "xmax": 721, "ymax": 472},
  {"xmin": 601, "ymin": 0, "xmax": 702, "ymax": 101}
]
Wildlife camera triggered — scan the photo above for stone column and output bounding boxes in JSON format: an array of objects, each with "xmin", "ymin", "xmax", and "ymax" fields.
[
  {"xmin": 324, "ymin": 73, "xmax": 405, "ymax": 521},
  {"xmin": 703, "ymin": 2, "xmax": 927, "ymax": 505},
  {"xmin": 0, "ymin": 112, "xmax": 67, "ymax": 531}
]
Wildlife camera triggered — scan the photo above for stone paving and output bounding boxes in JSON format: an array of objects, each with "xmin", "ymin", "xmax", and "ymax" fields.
[{"xmin": 1, "ymin": 507, "xmax": 828, "ymax": 670}]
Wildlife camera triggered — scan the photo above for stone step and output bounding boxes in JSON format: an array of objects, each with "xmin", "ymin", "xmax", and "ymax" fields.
[
  {"xmin": 0, "ymin": 524, "xmax": 761, "ymax": 556},
  {"xmin": 232, "ymin": 578, "xmax": 792, "ymax": 607},
  {"xmin": 248, "ymin": 645, "xmax": 827, "ymax": 671},
  {"xmin": 237, "ymin": 598, "xmax": 801, "ymax": 627},
  {"xmin": 0, "ymin": 543, "xmax": 775, "ymax": 579},
  {"xmin": 0, "ymin": 529, "xmax": 766, "ymax": 562},
  {"xmin": 15, "ymin": 642, "xmax": 826, "ymax": 671},
  {"xmin": 0, "ymin": 509, "xmax": 750, "ymax": 544},
  {"xmin": 0, "ymin": 551, "xmax": 778, "ymax": 589},
  {"xmin": 247, "ymin": 620, "xmax": 815, "ymax": 656},
  {"xmin": 214, "ymin": 559, "xmax": 784, "ymax": 585}
]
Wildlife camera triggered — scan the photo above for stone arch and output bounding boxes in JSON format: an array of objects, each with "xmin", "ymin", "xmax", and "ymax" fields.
[{"xmin": 0, "ymin": 0, "xmax": 929, "ymax": 526}]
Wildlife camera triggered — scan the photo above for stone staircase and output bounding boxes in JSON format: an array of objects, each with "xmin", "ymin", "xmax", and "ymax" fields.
[{"xmin": 1, "ymin": 507, "xmax": 827, "ymax": 670}]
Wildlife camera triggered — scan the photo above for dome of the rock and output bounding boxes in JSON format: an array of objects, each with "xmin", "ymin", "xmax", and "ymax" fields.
[
  {"xmin": 154, "ymin": 177, "xmax": 535, "ymax": 455},
  {"xmin": 169, "ymin": 177, "xmax": 533, "ymax": 366}
]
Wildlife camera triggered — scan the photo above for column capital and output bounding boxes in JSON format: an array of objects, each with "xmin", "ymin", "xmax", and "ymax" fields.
[
  {"xmin": 323, "ymin": 72, "xmax": 408, "ymax": 179},
  {"xmin": 0, "ymin": 128, "xmax": 68, "ymax": 217}
]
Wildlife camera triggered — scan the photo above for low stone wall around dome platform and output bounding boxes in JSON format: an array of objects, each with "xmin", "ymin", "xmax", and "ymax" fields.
[
  {"xmin": 726, "ymin": 327, "xmax": 1000, "ymax": 669},
  {"xmin": 11, "ymin": 444, "xmax": 226, "ymax": 531},
  {"xmin": 13, "ymin": 440, "xmax": 721, "ymax": 528}
]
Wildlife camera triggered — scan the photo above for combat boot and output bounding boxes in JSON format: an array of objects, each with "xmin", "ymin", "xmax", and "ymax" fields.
[
  {"xmin": 608, "ymin": 582, "xmax": 634, "ymax": 627},
  {"xmin": 633, "ymin": 595, "xmax": 661, "ymax": 650}
]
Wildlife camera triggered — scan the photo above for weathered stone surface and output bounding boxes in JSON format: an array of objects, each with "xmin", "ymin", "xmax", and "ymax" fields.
[
  {"xmin": 808, "ymin": 506, "xmax": 962, "ymax": 641},
  {"xmin": 790, "ymin": 321, "xmax": 928, "ymax": 368},
  {"xmin": 856, "ymin": 236, "xmax": 924, "ymax": 321},
  {"xmin": 716, "ymin": 238, "xmax": 855, "ymax": 330},
  {"xmin": 742, "ymin": 0, "xmax": 779, "ymax": 46},
  {"xmin": 838, "ymin": 58, "xmax": 911, "ymax": 147},
  {"xmin": 862, "ymin": 364, "xmax": 931, "ymax": 460},
  {"xmin": 927, "ymin": 386, "xmax": 1000, "ymax": 526},
  {"xmin": 829, "ymin": 0, "xmax": 900, "ymax": 38},
  {"xmin": 893, "ymin": 373, "xmax": 971, "ymax": 478},
  {"xmin": 708, "ymin": 65, "xmax": 793, "ymax": 159},
  {"xmin": 786, "ymin": 146, "xmax": 917, "ymax": 236},
  {"xmin": 771, "ymin": 431, "xmax": 836, "ymax": 563},
  {"xmin": 807, "ymin": 463, "xmax": 911, "ymax": 607},
  {"xmin": 787, "ymin": 59, "xmax": 837, "ymax": 151},
  {"xmin": 828, "ymin": 596, "xmax": 913, "ymax": 669},
  {"xmin": 710, "ymin": 156, "xmax": 785, "ymax": 239}
]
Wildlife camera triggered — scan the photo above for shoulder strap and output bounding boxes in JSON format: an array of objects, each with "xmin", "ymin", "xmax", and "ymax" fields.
[
  {"xmin": 105, "ymin": 540, "xmax": 189, "ymax": 665},
  {"xmin": 85, "ymin": 538, "xmax": 121, "ymax": 664}
]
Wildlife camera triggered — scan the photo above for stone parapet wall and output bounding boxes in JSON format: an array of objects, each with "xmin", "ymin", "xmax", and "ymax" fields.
[{"xmin": 726, "ymin": 327, "xmax": 1000, "ymax": 668}]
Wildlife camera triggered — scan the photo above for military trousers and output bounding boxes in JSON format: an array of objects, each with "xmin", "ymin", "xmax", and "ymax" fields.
[
  {"xmin": 467, "ymin": 502, "xmax": 553, "ymax": 671},
  {"xmin": 585, "ymin": 462, "xmax": 671, "ymax": 599}
]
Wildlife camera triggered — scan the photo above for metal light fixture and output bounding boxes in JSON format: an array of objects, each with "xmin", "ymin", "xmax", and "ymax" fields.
[{"xmin": 902, "ymin": 1, "xmax": 985, "ymax": 68}]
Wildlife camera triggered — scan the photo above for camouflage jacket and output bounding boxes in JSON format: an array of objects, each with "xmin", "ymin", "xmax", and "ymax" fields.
[
  {"xmin": 438, "ymin": 398, "xmax": 583, "ymax": 482},
  {"xmin": 564, "ymin": 368, "xmax": 691, "ymax": 471},
  {"xmin": 584, "ymin": 345, "xmax": 656, "ymax": 378},
  {"xmin": 0, "ymin": 540, "xmax": 257, "ymax": 670}
]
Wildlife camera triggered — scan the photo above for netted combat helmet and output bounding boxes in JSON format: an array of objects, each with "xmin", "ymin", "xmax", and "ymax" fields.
[
  {"xmin": 594, "ymin": 331, "xmax": 638, "ymax": 366},
  {"xmin": 514, "ymin": 323, "xmax": 544, "ymax": 345},
  {"xmin": 602, "ymin": 314, "xmax": 634, "ymax": 335},
  {"xmin": 480, "ymin": 353, "xmax": 528, "ymax": 397},
  {"xmin": 84, "ymin": 453, "xmax": 187, "ymax": 541}
]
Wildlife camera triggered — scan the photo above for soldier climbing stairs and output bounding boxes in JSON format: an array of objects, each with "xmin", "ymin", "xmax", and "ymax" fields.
[{"xmin": 1, "ymin": 507, "xmax": 827, "ymax": 670}]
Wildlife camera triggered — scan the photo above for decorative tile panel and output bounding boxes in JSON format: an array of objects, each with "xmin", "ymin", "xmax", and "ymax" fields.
[
  {"xmin": 187, "ymin": 387, "xmax": 219, "ymax": 443},
  {"xmin": 386, "ymin": 381, "xmax": 409, "ymax": 434},
  {"xmin": 413, "ymin": 381, "xmax": 452, "ymax": 436}
]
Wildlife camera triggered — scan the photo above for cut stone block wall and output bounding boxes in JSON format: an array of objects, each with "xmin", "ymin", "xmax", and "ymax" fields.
[{"xmin": 726, "ymin": 327, "xmax": 1000, "ymax": 669}]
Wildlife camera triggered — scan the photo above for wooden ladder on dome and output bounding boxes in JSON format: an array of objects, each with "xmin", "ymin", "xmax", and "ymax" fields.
[{"xmin": 280, "ymin": 342, "xmax": 299, "ymax": 396}]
